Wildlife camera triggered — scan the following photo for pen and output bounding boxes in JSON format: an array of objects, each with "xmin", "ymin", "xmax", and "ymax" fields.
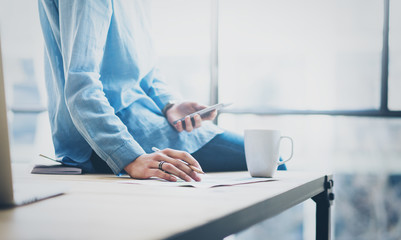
[
  {"xmin": 39, "ymin": 154, "xmax": 61, "ymax": 163},
  {"xmin": 151, "ymin": 147, "xmax": 205, "ymax": 174}
]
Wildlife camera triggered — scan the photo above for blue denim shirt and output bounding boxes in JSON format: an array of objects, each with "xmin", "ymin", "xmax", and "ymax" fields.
[{"xmin": 38, "ymin": 0, "xmax": 222, "ymax": 174}]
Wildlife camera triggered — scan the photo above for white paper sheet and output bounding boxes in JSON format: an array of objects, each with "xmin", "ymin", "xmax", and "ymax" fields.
[{"xmin": 118, "ymin": 174, "xmax": 275, "ymax": 188}]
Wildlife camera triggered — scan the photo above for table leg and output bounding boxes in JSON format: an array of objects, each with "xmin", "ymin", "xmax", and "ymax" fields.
[{"xmin": 312, "ymin": 176, "xmax": 334, "ymax": 240}]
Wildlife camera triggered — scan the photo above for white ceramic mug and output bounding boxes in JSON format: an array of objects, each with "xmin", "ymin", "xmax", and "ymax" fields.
[{"xmin": 244, "ymin": 129, "xmax": 293, "ymax": 178}]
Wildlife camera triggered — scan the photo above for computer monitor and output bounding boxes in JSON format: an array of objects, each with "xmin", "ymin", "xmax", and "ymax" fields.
[
  {"xmin": 0, "ymin": 32, "xmax": 63, "ymax": 208},
  {"xmin": 0, "ymin": 31, "xmax": 15, "ymax": 206}
]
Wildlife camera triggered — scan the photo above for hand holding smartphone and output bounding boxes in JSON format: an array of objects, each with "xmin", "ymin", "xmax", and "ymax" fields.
[{"xmin": 173, "ymin": 103, "xmax": 232, "ymax": 125}]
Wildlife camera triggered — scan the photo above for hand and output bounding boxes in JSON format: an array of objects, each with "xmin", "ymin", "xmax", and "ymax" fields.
[
  {"xmin": 165, "ymin": 101, "xmax": 217, "ymax": 132},
  {"xmin": 123, "ymin": 148, "xmax": 202, "ymax": 182}
]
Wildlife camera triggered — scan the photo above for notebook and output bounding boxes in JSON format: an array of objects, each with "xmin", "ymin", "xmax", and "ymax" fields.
[{"xmin": 31, "ymin": 164, "xmax": 82, "ymax": 175}]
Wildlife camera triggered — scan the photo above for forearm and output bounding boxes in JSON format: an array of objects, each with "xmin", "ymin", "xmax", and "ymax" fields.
[
  {"xmin": 65, "ymin": 72, "xmax": 145, "ymax": 174},
  {"xmin": 58, "ymin": 0, "xmax": 145, "ymax": 174}
]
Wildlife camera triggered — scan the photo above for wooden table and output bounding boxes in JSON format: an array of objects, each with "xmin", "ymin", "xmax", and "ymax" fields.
[{"xmin": 0, "ymin": 167, "xmax": 334, "ymax": 240}]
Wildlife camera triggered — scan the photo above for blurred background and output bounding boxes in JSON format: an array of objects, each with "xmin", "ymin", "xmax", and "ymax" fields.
[{"xmin": 1, "ymin": 0, "xmax": 400, "ymax": 239}]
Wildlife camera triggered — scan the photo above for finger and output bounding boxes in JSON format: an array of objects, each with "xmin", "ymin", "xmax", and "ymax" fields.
[
  {"xmin": 180, "ymin": 102, "xmax": 200, "ymax": 113},
  {"xmin": 160, "ymin": 162, "xmax": 192, "ymax": 182},
  {"xmin": 184, "ymin": 116, "xmax": 193, "ymax": 132},
  {"xmin": 193, "ymin": 114, "xmax": 202, "ymax": 128},
  {"xmin": 150, "ymin": 169, "xmax": 177, "ymax": 182},
  {"xmin": 194, "ymin": 103, "xmax": 207, "ymax": 111},
  {"xmin": 188, "ymin": 170, "xmax": 201, "ymax": 182},
  {"xmin": 166, "ymin": 159, "xmax": 201, "ymax": 182},
  {"xmin": 162, "ymin": 148, "xmax": 202, "ymax": 170},
  {"xmin": 202, "ymin": 109, "xmax": 217, "ymax": 120},
  {"xmin": 152, "ymin": 152, "xmax": 192, "ymax": 173},
  {"xmin": 175, "ymin": 120, "xmax": 184, "ymax": 132},
  {"xmin": 152, "ymin": 152, "xmax": 199, "ymax": 181}
]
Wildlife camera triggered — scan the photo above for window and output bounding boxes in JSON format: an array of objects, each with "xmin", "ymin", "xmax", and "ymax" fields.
[
  {"xmin": 389, "ymin": 0, "xmax": 401, "ymax": 110},
  {"xmin": 150, "ymin": 0, "xmax": 212, "ymax": 105},
  {"xmin": 219, "ymin": 0, "xmax": 383, "ymax": 111},
  {"xmin": 216, "ymin": 1, "xmax": 401, "ymax": 239}
]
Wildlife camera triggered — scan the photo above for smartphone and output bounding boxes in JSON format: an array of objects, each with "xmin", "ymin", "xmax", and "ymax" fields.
[{"xmin": 173, "ymin": 103, "xmax": 232, "ymax": 125}]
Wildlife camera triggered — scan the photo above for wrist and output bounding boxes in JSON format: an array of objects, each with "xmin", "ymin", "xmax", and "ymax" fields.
[{"xmin": 162, "ymin": 100, "xmax": 176, "ymax": 116}]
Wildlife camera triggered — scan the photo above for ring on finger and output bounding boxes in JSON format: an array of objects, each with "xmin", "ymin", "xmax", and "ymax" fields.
[{"xmin": 158, "ymin": 161, "xmax": 166, "ymax": 171}]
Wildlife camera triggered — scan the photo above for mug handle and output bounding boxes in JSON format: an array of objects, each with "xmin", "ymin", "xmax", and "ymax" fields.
[{"xmin": 277, "ymin": 136, "xmax": 293, "ymax": 165}]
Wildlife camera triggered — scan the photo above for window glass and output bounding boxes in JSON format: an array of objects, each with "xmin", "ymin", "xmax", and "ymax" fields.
[
  {"xmin": 0, "ymin": 1, "xmax": 49, "ymax": 162},
  {"xmin": 150, "ymin": 0, "xmax": 212, "ymax": 104},
  {"xmin": 389, "ymin": 0, "xmax": 401, "ymax": 110},
  {"xmin": 219, "ymin": 0, "xmax": 383, "ymax": 111}
]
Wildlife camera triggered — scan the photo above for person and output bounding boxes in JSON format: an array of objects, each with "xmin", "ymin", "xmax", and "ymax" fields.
[{"xmin": 38, "ymin": 0, "xmax": 248, "ymax": 182}]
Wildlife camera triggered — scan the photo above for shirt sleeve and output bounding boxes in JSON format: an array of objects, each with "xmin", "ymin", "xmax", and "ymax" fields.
[
  {"xmin": 144, "ymin": 68, "xmax": 182, "ymax": 112},
  {"xmin": 58, "ymin": 0, "xmax": 145, "ymax": 174}
]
